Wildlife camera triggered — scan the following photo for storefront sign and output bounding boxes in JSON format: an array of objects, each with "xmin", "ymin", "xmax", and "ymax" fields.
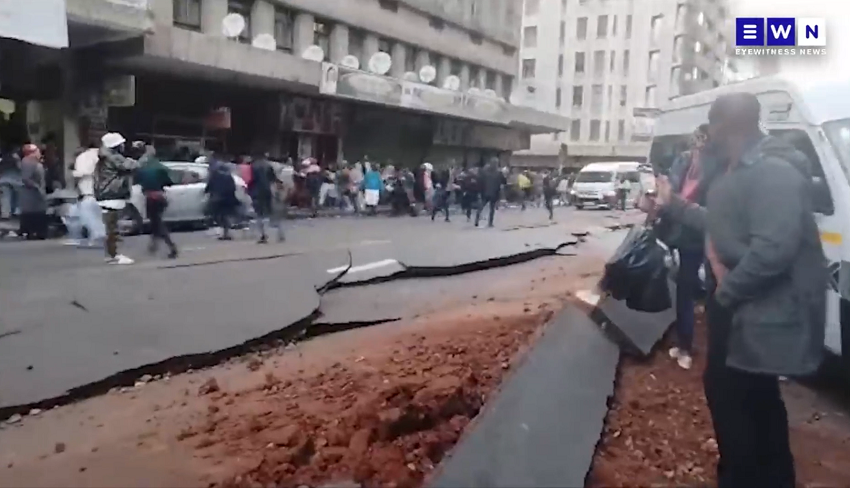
[
  {"xmin": 280, "ymin": 95, "xmax": 344, "ymax": 135},
  {"xmin": 0, "ymin": 0, "xmax": 68, "ymax": 49},
  {"xmin": 402, "ymin": 82, "xmax": 465, "ymax": 118},
  {"xmin": 321, "ymin": 63, "xmax": 403, "ymax": 106},
  {"xmin": 204, "ymin": 107, "xmax": 231, "ymax": 130}
]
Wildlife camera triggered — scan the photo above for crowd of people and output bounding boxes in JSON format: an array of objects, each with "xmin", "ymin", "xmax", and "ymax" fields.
[{"xmin": 640, "ymin": 92, "xmax": 826, "ymax": 488}]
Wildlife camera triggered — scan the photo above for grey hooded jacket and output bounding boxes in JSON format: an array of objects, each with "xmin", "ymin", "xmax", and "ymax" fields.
[{"xmin": 666, "ymin": 135, "xmax": 827, "ymax": 376}]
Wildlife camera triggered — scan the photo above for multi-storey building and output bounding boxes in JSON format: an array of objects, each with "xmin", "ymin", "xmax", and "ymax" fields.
[
  {"xmin": 1, "ymin": 0, "xmax": 568, "ymax": 178},
  {"xmin": 513, "ymin": 0, "xmax": 731, "ymax": 169}
]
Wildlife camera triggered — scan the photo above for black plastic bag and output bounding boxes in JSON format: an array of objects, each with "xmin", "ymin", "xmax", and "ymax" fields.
[{"xmin": 599, "ymin": 225, "xmax": 672, "ymax": 313}]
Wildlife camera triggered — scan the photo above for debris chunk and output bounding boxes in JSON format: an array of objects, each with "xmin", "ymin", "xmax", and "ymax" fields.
[{"xmin": 198, "ymin": 378, "xmax": 220, "ymax": 396}]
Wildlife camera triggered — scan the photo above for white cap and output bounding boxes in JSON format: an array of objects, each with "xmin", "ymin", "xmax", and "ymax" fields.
[
  {"xmin": 101, "ymin": 132, "xmax": 126, "ymax": 149},
  {"xmin": 423, "ymin": 162, "xmax": 433, "ymax": 171},
  {"xmin": 194, "ymin": 156, "xmax": 209, "ymax": 164}
]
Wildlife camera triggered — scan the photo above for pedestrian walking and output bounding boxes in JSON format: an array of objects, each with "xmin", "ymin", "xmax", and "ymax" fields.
[
  {"xmin": 647, "ymin": 93, "xmax": 826, "ymax": 488},
  {"xmin": 475, "ymin": 158, "xmax": 506, "ymax": 228},
  {"xmin": 430, "ymin": 167, "xmax": 451, "ymax": 222},
  {"xmin": 542, "ymin": 171, "xmax": 557, "ymax": 220},
  {"xmin": 361, "ymin": 163, "xmax": 383, "ymax": 215},
  {"xmin": 460, "ymin": 167, "xmax": 480, "ymax": 222},
  {"xmin": 18, "ymin": 144, "xmax": 48, "ymax": 240},
  {"xmin": 135, "ymin": 148, "xmax": 178, "ymax": 258},
  {"xmin": 94, "ymin": 133, "xmax": 139, "ymax": 264},
  {"xmin": 517, "ymin": 170, "xmax": 532, "ymax": 210},
  {"xmin": 616, "ymin": 175, "xmax": 631, "ymax": 210},
  {"xmin": 422, "ymin": 162, "xmax": 434, "ymax": 212},
  {"xmin": 205, "ymin": 154, "xmax": 240, "ymax": 241},
  {"xmin": 249, "ymin": 153, "xmax": 284, "ymax": 243}
]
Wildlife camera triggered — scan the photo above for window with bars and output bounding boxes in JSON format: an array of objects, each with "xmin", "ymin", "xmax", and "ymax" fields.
[
  {"xmin": 227, "ymin": 0, "xmax": 251, "ymax": 42},
  {"xmin": 274, "ymin": 7, "xmax": 294, "ymax": 52},
  {"xmin": 173, "ymin": 0, "xmax": 202, "ymax": 30}
]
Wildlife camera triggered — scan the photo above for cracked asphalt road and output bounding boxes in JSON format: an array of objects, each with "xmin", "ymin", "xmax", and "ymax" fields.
[{"xmin": 0, "ymin": 207, "xmax": 640, "ymax": 411}]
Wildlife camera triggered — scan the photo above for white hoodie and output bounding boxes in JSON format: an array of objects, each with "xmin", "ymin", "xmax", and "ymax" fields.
[{"xmin": 73, "ymin": 148, "xmax": 99, "ymax": 196}]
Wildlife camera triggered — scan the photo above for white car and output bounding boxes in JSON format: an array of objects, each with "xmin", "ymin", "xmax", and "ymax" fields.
[{"xmin": 119, "ymin": 162, "xmax": 251, "ymax": 234}]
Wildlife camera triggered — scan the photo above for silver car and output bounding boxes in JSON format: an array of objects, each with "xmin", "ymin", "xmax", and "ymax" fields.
[{"xmin": 120, "ymin": 162, "xmax": 251, "ymax": 234}]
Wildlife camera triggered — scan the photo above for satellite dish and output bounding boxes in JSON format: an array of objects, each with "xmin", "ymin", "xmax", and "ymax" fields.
[
  {"xmin": 368, "ymin": 52, "xmax": 392, "ymax": 75},
  {"xmin": 221, "ymin": 13, "xmax": 246, "ymax": 38},
  {"xmin": 483, "ymin": 89, "xmax": 498, "ymax": 98},
  {"xmin": 251, "ymin": 33, "xmax": 276, "ymax": 51},
  {"xmin": 443, "ymin": 75, "xmax": 461, "ymax": 91},
  {"xmin": 418, "ymin": 65, "xmax": 436, "ymax": 84},
  {"xmin": 402, "ymin": 71, "xmax": 419, "ymax": 82},
  {"xmin": 340, "ymin": 55, "xmax": 360, "ymax": 69},
  {"xmin": 467, "ymin": 87, "xmax": 482, "ymax": 96},
  {"xmin": 302, "ymin": 45, "xmax": 325, "ymax": 62}
]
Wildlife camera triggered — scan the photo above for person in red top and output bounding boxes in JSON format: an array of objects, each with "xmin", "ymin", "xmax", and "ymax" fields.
[{"xmin": 238, "ymin": 156, "xmax": 253, "ymax": 188}]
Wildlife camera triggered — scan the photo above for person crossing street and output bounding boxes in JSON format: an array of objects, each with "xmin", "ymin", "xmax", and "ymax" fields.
[{"xmin": 135, "ymin": 147, "xmax": 178, "ymax": 259}]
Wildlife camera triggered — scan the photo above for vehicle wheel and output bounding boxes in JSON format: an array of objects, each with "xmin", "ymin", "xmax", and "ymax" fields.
[{"xmin": 119, "ymin": 204, "xmax": 143, "ymax": 236}]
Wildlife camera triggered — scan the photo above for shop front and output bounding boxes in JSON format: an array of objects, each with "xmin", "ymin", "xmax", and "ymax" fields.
[{"xmin": 279, "ymin": 95, "xmax": 345, "ymax": 164}]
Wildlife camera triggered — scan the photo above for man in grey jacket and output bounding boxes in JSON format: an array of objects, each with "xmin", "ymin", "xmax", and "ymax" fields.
[{"xmin": 650, "ymin": 93, "xmax": 827, "ymax": 488}]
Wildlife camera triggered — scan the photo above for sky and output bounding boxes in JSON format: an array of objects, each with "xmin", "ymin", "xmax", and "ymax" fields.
[{"xmin": 733, "ymin": 0, "xmax": 850, "ymax": 85}]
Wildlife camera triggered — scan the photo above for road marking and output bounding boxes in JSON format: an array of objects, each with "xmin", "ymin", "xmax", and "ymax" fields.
[{"xmin": 327, "ymin": 258, "xmax": 398, "ymax": 275}]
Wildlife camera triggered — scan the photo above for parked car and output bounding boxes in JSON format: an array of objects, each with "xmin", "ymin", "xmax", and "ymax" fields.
[{"xmin": 118, "ymin": 161, "xmax": 252, "ymax": 234}]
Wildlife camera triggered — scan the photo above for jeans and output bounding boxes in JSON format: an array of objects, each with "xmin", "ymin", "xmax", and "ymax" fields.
[
  {"xmin": 674, "ymin": 248, "xmax": 703, "ymax": 353},
  {"xmin": 145, "ymin": 197, "xmax": 177, "ymax": 254},
  {"xmin": 431, "ymin": 188, "xmax": 450, "ymax": 221},
  {"xmin": 475, "ymin": 197, "xmax": 498, "ymax": 227},
  {"xmin": 704, "ymin": 297, "xmax": 796, "ymax": 488}
]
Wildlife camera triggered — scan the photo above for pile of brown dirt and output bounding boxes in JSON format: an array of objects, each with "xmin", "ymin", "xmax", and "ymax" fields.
[
  {"xmin": 180, "ymin": 310, "xmax": 553, "ymax": 488},
  {"xmin": 589, "ymin": 312, "xmax": 850, "ymax": 488}
]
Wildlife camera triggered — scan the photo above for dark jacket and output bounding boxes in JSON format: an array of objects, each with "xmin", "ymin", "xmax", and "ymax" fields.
[
  {"xmin": 248, "ymin": 159, "xmax": 276, "ymax": 201},
  {"xmin": 666, "ymin": 135, "xmax": 826, "ymax": 376},
  {"xmin": 205, "ymin": 165, "xmax": 239, "ymax": 209},
  {"xmin": 479, "ymin": 167, "xmax": 506, "ymax": 200},
  {"xmin": 135, "ymin": 158, "xmax": 173, "ymax": 195},
  {"xmin": 19, "ymin": 156, "xmax": 47, "ymax": 213},
  {"xmin": 658, "ymin": 149, "xmax": 713, "ymax": 251},
  {"xmin": 94, "ymin": 147, "xmax": 139, "ymax": 202}
]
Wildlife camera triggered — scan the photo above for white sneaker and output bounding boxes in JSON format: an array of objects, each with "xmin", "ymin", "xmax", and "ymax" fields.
[
  {"xmin": 668, "ymin": 347, "xmax": 682, "ymax": 359},
  {"xmin": 106, "ymin": 254, "xmax": 135, "ymax": 265},
  {"xmin": 677, "ymin": 354, "xmax": 693, "ymax": 370}
]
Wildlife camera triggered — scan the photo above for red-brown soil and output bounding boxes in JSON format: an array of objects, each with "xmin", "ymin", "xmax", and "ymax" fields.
[
  {"xmin": 183, "ymin": 309, "xmax": 553, "ymax": 488},
  {"xmin": 589, "ymin": 311, "xmax": 850, "ymax": 488}
]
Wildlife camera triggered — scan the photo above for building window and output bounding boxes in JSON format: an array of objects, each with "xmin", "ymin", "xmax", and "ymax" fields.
[
  {"xmin": 227, "ymin": 0, "xmax": 251, "ymax": 42},
  {"xmin": 558, "ymin": 54, "xmax": 564, "ymax": 76},
  {"xmin": 623, "ymin": 49, "xmax": 630, "ymax": 76},
  {"xmin": 670, "ymin": 67, "xmax": 681, "ymax": 97},
  {"xmin": 593, "ymin": 50, "xmax": 605, "ymax": 77},
  {"xmin": 451, "ymin": 59, "xmax": 462, "ymax": 76},
  {"xmin": 575, "ymin": 52, "xmax": 585, "ymax": 74},
  {"xmin": 503, "ymin": 76, "xmax": 514, "ymax": 100},
  {"xmin": 470, "ymin": 66, "xmax": 481, "ymax": 87},
  {"xmin": 406, "ymin": 47, "xmax": 417, "ymax": 72},
  {"xmin": 675, "ymin": 4, "xmax": 686, "ymax": 30},
  {"xmin": 648, "ymin": 50, "xmax": 659, "ymax": 82},
  {"xmin": 378, "ymin": 38, "xmax": 391, "ymax": 53},
  {"xmin": 349, "ymin": 29, "xmax": 365, "ymax": 62},
  {"xmin": 650, "ymin": 15, "xmax": 663, "ymax": 44},
  {"xmin": 604, "ymin": 121, "xmax": 611, "ymax": 141},
  {"xmin": 625, "ymin": 14, "xmax": 632, "ymax": 39},
  {"xmin": 620, "ymin": 85, "xmax": 627, "ymax": 106},
  {"xmin": 523, "ymin": 26, "xmax": 538, "ymax": 48},
  {"xmin": 609, "ymin": 50, "xmax": 616, "ymax": 72},
  {"xmin": 274, "ymin": 7, "xmax": 294, "ymax": 52},
  {"xmin": 607, "ymin": 85, "xmax": 613, "ymax": 109},
  {"xmin": 559, "ymin": 21, "xmax": 566, "ymax": 43},
  {"xmin": 577, "ymin": 17, "xmax": 588, "ymax": 40},
  {"xmin": 173, "ymin": 0, "xmax": 201, "ymax": 30},
  {"xmin": 673, "ymin": 35, "xmax": 683, "ymax": 63},
  {"xmin": 570, "ymin": 119, "xmax": 581, "ymax": 141},
  {"xmin": 645, "ymin": 86, "xmax": 657, "ymax": 108},
  {"xmin": 597, "ymin": 15, "xmax": 608, "ymax": 38},
  {"xmin": 522, "ymin": 59, "xmax": 536, "ymax": 79},
  {"xmin": 525, "ymin": 0, "xmax": 540, "ymax": 15},
  {"xmin": 612, "ymin": 15, "xmax": 618, "ymax": 36},
  {"xmin": 618, "ymin": 120, "xmax": 625, "ymax": 141},
  {"xmin": 590, "ymin": 120, "xmax": 601, "ymax": 141},
  {"xmin": 591, "ymin": 84, "xmax": 603, "ymax": 113},
  {"xmin": 313, "ymin": 20, "xmax": 330, "ymax": 58},
  {"xmin": 556, "ymin": 88, "xmax": 562, "ymax": 108},
  {"xmin": 486, "ymin": 71, "xmax": 496, "ymax": 90},
  {"xmin": 572, "ymin": 86, "xmax": 583, "ymax": 107}
]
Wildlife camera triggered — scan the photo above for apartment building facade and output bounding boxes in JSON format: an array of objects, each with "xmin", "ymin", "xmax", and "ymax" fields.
[
  {"xmin": 3, "ymin": 0, "xmax": 569, "ymax": 178},
  {"xmin": 513, "ymin": 0, "xmax": 731, "ymax": 168}
]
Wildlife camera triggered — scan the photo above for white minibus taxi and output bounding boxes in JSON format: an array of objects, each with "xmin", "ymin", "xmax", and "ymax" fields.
[{"xmin": 649, "ymin": 75, "xmax": 850, "ymax": 363}]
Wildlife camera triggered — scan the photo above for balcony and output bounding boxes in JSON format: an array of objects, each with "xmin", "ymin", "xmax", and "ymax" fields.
[{"xmin": 67, "ymin": 0, "xmax": 153, "ymax": 46}]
